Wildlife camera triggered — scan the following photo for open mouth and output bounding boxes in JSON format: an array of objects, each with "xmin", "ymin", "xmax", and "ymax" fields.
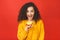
[{"xmin": 28, "ymin": 15, "xmax": 32, "ymax": 17}]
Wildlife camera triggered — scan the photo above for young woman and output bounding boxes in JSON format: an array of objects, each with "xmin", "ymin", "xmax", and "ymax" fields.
[{"xmin": 17, "ymin": 2, "xmax": 45, "ymax": 40}]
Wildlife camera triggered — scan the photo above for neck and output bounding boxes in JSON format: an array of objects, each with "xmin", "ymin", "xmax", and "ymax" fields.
[{"xmin": 28, "ymin": 19, "xmax": 33, "ymax": 21}]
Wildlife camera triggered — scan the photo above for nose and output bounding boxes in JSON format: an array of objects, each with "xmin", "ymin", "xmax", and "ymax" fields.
[{"xmin": 28, "ymin": 11, "xmax": 31, "ymax": 15}]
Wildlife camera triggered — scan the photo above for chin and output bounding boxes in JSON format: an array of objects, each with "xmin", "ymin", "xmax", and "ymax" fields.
[{"xmin": 28, "ymin": 19, "xmax": 32, "ymax": 20}]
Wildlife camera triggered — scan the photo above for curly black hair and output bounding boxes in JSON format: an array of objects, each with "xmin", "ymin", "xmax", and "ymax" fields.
[{"xmin": 18, "ymin": 2, "xmax": 41, "ymax": 22}]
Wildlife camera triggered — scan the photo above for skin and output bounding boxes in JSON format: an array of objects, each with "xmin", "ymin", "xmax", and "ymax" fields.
[
  {"xmin": 26, "ymin": 6, "xmax": 34, "ymax": 21},
  {"xmin": 25, "ymin": 6, "xmax": 35, "ymax": 31}
]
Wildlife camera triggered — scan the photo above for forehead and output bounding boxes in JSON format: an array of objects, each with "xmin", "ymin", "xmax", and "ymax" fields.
[{"xmin": 27, "ymin": 6, "xmax": 34, "ymax": 10}]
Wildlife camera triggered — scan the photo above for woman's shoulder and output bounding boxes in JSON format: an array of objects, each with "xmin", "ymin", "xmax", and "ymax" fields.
[
  {"xmin": 37, "ymin": 19, "xmax": 43, "ymax": 23},
  {"xmin": 36, "ymin": 19, "xmax": 44, "ymax": 26},
  {"xmin": 18, "ymin": 20, "xmax": 27, "ymax": 24}
]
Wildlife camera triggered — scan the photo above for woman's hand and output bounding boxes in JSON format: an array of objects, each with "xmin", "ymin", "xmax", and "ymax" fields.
[{"xmin": 25, "ymin": 24, "xmax": 32, "ymax": 31}]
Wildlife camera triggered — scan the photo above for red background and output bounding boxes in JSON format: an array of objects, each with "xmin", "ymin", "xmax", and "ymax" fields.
[{"xmin": 0, "ymin": 0, "xmax": 60, "ymax": 40}]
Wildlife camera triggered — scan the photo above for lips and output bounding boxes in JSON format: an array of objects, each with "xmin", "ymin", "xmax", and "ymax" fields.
[{"xmin": 28, "ymin": 15, "xmax": 32, "ymax": 17}]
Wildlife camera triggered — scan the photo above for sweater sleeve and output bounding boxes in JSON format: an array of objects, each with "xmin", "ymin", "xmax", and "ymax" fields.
[
  {"xmin": 38, "ymin": 20, "xmax": 45, "ymax": 40},
  {"xmin": 17, "ymin": 22, "xmax": 28, "ymax": 40}
]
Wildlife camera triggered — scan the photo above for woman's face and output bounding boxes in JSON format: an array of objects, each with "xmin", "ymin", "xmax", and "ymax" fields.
[{"xmin": 26, "ymin": 6, "xmax": 34, "ymax": 21}]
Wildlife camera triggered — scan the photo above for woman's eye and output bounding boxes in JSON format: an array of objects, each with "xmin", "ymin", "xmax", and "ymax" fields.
[{"xmin": 31, "ymin": 10, "xmax": 34, "ymax": 12}]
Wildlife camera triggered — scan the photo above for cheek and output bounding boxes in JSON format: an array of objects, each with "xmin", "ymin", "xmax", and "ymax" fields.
[
  {"xmin": 26, "ymin": 12, "xmax": 34, "ymax": 16},
  {"xmin": 31, "ymin": 12, "xmax": 34, "ymax": 16},
  {"xmin": 26, "ymin": 13, "xmax": 29, "ymax": 16}
]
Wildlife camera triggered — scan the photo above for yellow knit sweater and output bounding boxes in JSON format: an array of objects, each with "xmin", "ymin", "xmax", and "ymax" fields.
[{"xmin": 17, "ymin": 20, "xmax": 44, "ymax": 40}]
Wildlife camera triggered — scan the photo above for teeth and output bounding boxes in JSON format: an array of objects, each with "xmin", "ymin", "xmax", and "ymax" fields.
[
  {"xmin": 29, "ymin": 16, "xmax": 31, "ymax": 17},
  {"xmin": 28, "ymin": 15, "xmax": 32, "ymax": 17}
]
